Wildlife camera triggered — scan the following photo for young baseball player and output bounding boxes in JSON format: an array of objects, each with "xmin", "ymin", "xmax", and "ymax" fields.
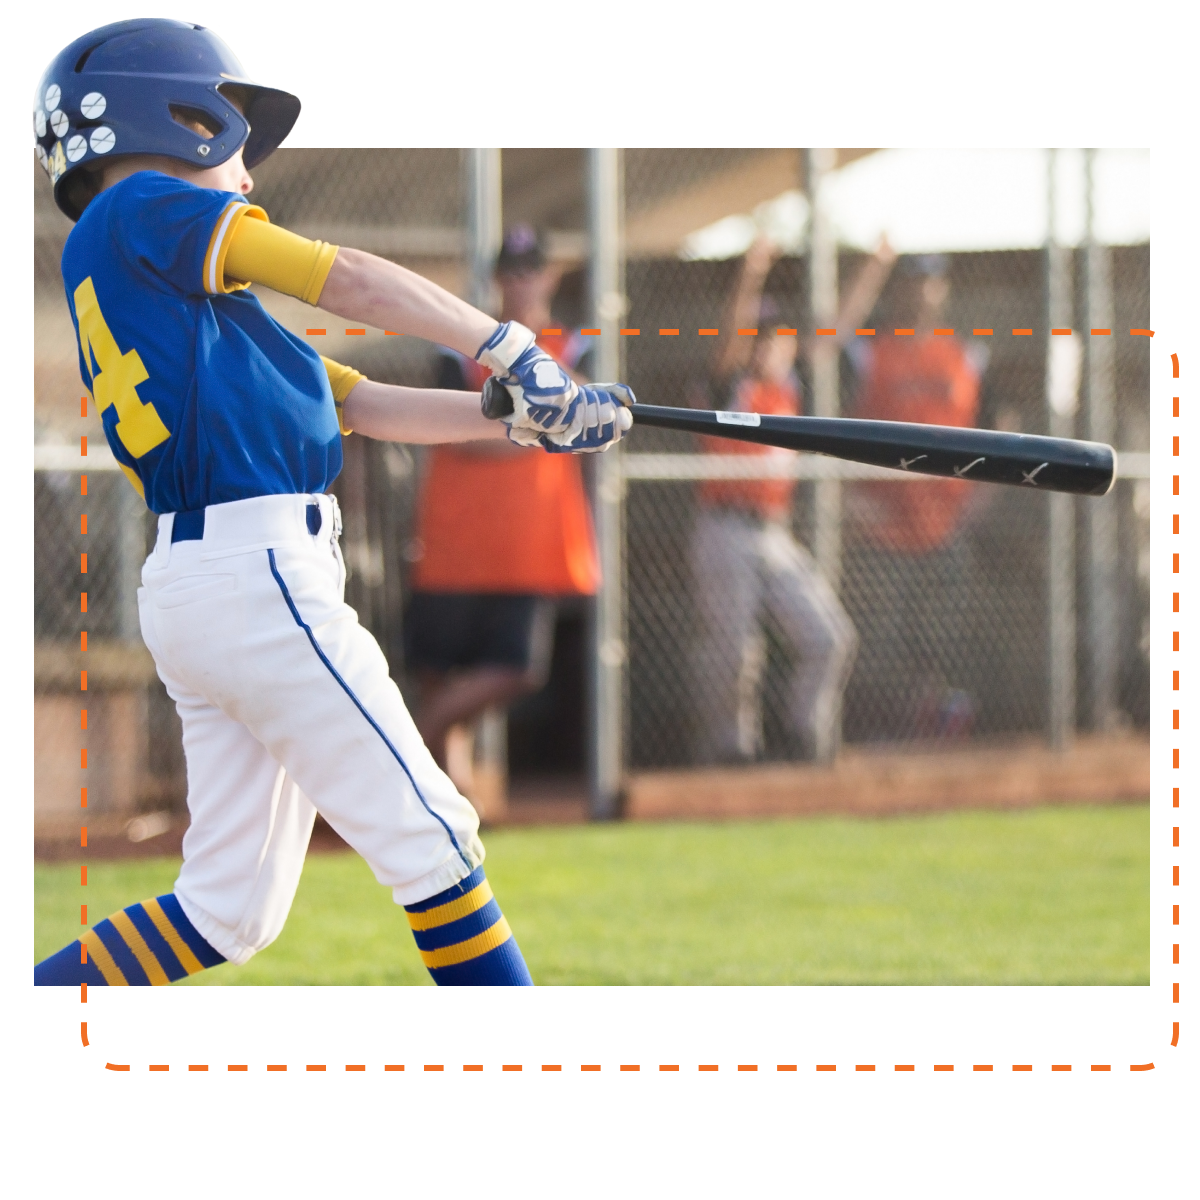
[{"xmin": 32, "ymin": 18, "xmax": 633, "ymax": 987}]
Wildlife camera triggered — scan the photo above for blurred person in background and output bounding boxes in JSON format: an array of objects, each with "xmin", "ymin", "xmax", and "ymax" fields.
[
  {"xmin": 844, "ymin": 253, "xmax": 988, "ymax": 739},
  {"xmin": 691, "ymin": 234, "xmax": 894, "ymax": 764},
  {"xmin": 404, "ymin": 226, "xmax": 597, "ymax": 808}
]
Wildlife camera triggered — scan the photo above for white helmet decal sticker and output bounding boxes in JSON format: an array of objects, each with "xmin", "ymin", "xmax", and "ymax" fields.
[
  {"xmin": 44, "ymin": 83, "xmax": 61, "ymax": 110},
  {"xmin": 80, "ymin": 92, "xmax": 107, "ymax": 119},
  {"xmin": 89, "ymin": 127, "xmax": 115, "ymax": 154},
  {"xmin": 50, "ymin": 109, "xmax": 69, "ymax": 137},
  {"xmin": 65, "ymin": 134, "xmax": 88, "ymax": 162}
]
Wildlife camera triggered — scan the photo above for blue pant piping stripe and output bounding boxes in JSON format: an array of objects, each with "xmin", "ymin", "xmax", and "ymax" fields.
[{"xmin": 266, "ymin": 548, "xmax": 469, "ymax": 869}]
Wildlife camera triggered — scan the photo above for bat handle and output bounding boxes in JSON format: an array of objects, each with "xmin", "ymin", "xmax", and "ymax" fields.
[{"xmin": 481, "ymin": 376, "xmax": 515, "ymax": 420}]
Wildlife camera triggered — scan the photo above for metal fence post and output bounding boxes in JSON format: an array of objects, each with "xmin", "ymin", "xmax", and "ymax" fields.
[
  {"xmin": 805, "ymin": 148, "xmax": 843, "ymax": 756},
  {"xmin": 1044, "ymin": 149, "xmax": 1077, "ymax": 750},
  {"xmin": 1082, "ymin": 148, "xmax": 1119, "ymax": 729},
  {"xmin": 587, "ymin": 147, "xmax": 626, "ymax": 819},
  {"xmin": 464, "ymin": 149, "xmax": 502, "ymax": 315},
  {"xmin": 463, "ymin": 149, "xmax": 509, "ymax": 815},
  {"xmin": 805, "ymin": 148, "xmax": 841, "ymax": 588}
]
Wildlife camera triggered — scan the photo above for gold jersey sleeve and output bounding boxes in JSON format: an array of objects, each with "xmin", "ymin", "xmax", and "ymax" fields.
[
  {"xmin": 319, "ymin": 356, "xmax": 366, "ymax": 435},
  {"xmin": 222, "ymin": 212, "xmax": 340, "ymax": 306}
]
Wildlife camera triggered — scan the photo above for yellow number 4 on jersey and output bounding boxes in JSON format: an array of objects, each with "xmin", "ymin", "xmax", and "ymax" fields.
[{"xmin": 74, "ymin": 276, "xmax": 171, "ymax": 463}]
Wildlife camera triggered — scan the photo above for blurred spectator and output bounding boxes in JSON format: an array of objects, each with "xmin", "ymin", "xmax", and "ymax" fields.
[
  {"xmin": 848, "ymin": 254, "xmax": 984, "ymax": 551},
  {"xmin": 845, "ymin": 253, "xmax": 989, "ymax": 740},
  {"xmin": 405, "ymin": 225, "xmax": 596, "ymax": 803},
  {"xmin": 690, "ymin": 235, "xmax": 893, "ymax": 764}
]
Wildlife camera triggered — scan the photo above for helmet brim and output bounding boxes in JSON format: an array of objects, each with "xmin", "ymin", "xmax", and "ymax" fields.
[{"xmin": 231, "ymin": 84, "xmax": 301, "ymax": 169}]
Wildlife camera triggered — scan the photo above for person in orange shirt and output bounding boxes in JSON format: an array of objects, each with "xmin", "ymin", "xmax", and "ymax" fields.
[
  {"xmin": 844, "ymin": 253, "xmax": 988, "ymax": 740},
  {"xmin": 406, "ymin": 226, "xmax": 596, "ymax": 778},
  {"xmin": 691, "ymin": 235, "xmax": 894, "ymax": 764}
]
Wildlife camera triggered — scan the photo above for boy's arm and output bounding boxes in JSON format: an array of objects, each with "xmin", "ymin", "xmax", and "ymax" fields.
[
  {"xmin": 316, "ymin": 248, "xmax": 498, "ymax": 359},
  {"xmin": 224, "ymin": 220, "xmax": 632, "ymax": 451},
  {"xmin": 342, "ymin": 381, "xmax": 510, "ymax": 445},
  {"xmin": 322, "ymin": 356, "xmax": 507, "ymax": 444},
  {"xmin": 223, "ymin": 223, "xmax": 497, "ymax": 356}
]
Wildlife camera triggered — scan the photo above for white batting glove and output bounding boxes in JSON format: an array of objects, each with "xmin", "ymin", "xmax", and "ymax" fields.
[
  {"xmin": 507, "ymin": 383, "xmax": 635, "ymax": 453},
  {"xmin": 477, "ymin": 321, "xmax": 635, "ymax": 452}
]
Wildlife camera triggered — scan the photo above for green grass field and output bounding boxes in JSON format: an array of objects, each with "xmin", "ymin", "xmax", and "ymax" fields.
[{"xmin": 36, "ymin": 805, "xmax": 1149, "ymax": 985}]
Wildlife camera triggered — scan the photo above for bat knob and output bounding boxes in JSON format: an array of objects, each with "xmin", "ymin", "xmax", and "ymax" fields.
[{"xmin": 481, "ymin": 376, "xmax": 515, "ymax": 420}]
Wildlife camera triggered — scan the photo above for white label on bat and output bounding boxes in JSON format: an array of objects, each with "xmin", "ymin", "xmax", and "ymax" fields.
[{"xmin": 715, "ymin": 411, "xmax": 761, "ymax": 427}]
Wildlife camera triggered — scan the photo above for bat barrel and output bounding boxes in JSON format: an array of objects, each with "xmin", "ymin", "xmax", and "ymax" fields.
[{"xmin": 629, "ymin": 406, "xmax": 1115, "ymax": 497}]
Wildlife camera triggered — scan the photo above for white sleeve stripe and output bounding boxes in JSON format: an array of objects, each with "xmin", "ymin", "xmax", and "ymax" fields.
[{"xmin": 207, "ymin": 201, "xmax": 244, "ymax": 295}]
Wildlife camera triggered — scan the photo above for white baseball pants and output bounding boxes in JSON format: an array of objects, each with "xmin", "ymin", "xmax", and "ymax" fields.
[
  {"xmin": 137, "ymin": 493, "xmax": 484, "ymax": 965},
  {"xmin": 691, "ymin": 508, "xmax": 858, "ymax": 764}
]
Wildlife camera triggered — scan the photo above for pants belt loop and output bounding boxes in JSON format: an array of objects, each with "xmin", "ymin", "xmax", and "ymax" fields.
[{"xmin": 155, "ymin": 513, "xmax": 176, "ymax": 566}]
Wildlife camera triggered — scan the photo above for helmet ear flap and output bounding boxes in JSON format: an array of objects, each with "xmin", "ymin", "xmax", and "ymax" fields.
[{"xmin": 59, "ymin": 161, "xmax": 103, "ymax": 216}]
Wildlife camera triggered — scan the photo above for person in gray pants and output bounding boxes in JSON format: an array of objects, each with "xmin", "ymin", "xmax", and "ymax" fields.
[{"xmin": 690, "ymin": 234, "xmax": 894, "ymax": 764}]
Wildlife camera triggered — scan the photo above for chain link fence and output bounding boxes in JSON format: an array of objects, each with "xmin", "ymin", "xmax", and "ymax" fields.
[
  {"xmin": 33, "ymin": 149, "xmax": 1149, "ymax": 833},
  {"xmin": 619, "ymin": 149, "xmax": 1149, "ymax": 770}
]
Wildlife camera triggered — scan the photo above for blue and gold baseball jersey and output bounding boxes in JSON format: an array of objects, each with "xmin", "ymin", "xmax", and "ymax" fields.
[{"xmin": 60, "ymin": 170, "xmax": 342, "ymax": 513}]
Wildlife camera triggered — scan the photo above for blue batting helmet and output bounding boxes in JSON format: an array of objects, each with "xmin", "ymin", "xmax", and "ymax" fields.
[{"xmin": 34, "ymin": 18, "xmax": 300, "ymax": 220}]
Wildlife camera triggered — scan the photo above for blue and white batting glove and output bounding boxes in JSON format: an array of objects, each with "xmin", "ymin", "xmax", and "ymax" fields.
[
  {"xmin": 526, "ymin": 383, "xmax": 636, "ymax": 453},
  {"xmin": 476, "ymin": 321, "xmax": 635, "ymax": 453}
]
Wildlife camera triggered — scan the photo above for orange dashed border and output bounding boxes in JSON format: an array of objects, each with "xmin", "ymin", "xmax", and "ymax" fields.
[{"xmin": 73, "ymin": 347, "xmax": 1174, "ymax": 1079}]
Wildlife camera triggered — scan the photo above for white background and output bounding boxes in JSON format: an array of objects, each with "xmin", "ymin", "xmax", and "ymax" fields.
[{"xmin": 6, "ymin": 1, "xmax": 1196, "ymax": 1193}]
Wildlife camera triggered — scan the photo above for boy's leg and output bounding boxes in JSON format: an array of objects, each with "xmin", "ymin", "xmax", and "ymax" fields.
[
  {"xmin": 34, "ymin": 893, "xmax": 226, "ymax": 985},
  {"xmin": 250, "ymin": 546, "xmax": 531, "ymax": 984},
  {"xmin": 140, "ymin": 497, "xmax": 530, "ymax": 984},
  {"xmin": 35, "ymin": 661, "xmax": 315, "ymax": 982},
  {"xmin": 168, "ymin": 682, "xmax": 319, "ymax": 964},
  {"xmin": 403, "ymin": 865, "xmax": 532, "ymax": 985}
]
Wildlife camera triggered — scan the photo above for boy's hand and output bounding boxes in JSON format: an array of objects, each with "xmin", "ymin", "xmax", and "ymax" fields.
[
  {"xmin": 506, "ymin": 383, "xmax": 635, "ymax": 453},
  {"xmin": 476, "ymin": 321, "xmax": 575, "ymax": 432},
  {"xmin": 476, "ymin": 321, "xmax": 635, "ymax": 452}
]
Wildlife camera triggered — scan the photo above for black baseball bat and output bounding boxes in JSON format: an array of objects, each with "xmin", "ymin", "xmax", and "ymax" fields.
[{"xmin": 480, "ymin": 377, "xmax": 1115, "ymax": 496}]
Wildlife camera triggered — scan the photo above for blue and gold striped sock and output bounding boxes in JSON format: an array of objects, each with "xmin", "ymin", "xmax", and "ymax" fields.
[
  {"xmin": 404, "ymin": 866, "xmax": 534, "ymax": 986},
  {"xmin": 34, "ymin": 894, "xmax": 226, "ymax": 985}
]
